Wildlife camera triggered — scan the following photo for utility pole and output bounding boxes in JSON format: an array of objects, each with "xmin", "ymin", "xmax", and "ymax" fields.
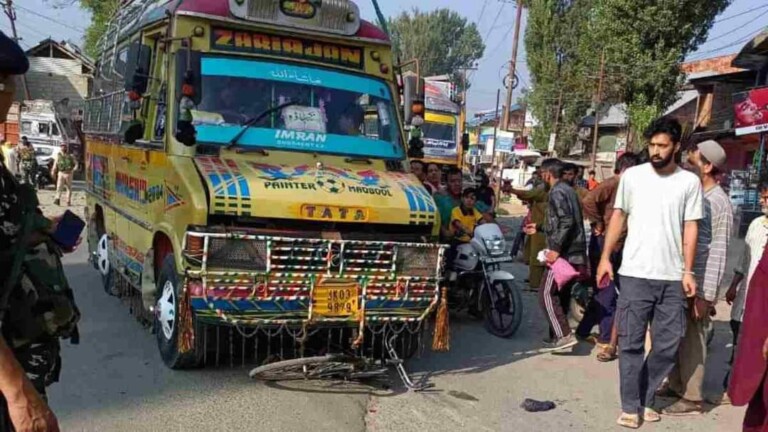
[
  {"xmin": 502, "ymin": 0, "xmax": 523, "ymax": 131},
  {"xmin": 3, "ymin": 0, "xmax": 30, "ymax": 100},
  {"xmin": 492, "ymin": 89, "xmax": 503, "ymax": 210},
  {"xmin": 457, "ymin": 65, "xmax": 477, "ymax": 162},
  {"xmin": 551, "ymin": 88, "xmax": 564, "ymax": 156},
  {"xmin": 590, "ymin": 49, "xmax": 605, "ymax": 171}
]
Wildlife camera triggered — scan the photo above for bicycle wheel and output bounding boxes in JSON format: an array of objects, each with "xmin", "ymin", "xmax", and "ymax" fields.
[{"xmin": 249, "ymin": 355, "xmax": 341, "ymax": 381}]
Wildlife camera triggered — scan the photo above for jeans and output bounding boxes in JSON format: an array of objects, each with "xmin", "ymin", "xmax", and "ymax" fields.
[
  {"xmin": 576, "ymin": 233, "xmax": 622, "ymax": 344},
  {"xmin": 616, "ymin": 276, "xmax": 686, "ymax": 414}
]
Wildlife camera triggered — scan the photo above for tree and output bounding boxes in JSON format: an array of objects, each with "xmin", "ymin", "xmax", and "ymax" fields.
[
  {"xmin": 46, "ymin": 0, "xmax": 120, "ymax": 58},
  {"xmin": 389, "ymin": 8, "xmax": 485, "ymax": 87},
  {"xmin": 525, "ymin": 0, "xmax": 731, "ymax": 153},
  {"xmin": 589, "ymin": 0, "xmax": 731, "ymax": 144},
  {"xmin": 524, "ymin": 0, "xmax": 593, "ymax": 152}
]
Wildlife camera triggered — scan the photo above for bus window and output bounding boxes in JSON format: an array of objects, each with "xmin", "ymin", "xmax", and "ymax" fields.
[
  {"xmin": 38, "ymin": 122, "xmax": 50, "ymax": 136},
  {"xmin": 52, "ymin": 123, "xmax": 60, "ymax": 136}
]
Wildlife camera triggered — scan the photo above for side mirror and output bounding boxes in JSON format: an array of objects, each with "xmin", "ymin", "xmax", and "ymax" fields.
[
  {"xmin": 407, "ymin": 136, "xmax": 424, "ymax": 159},
  {"xmin": 461, "ymin": 133, "xmax": 469, "ymax": 147},
  {"xmin": 124, "ymin": 42, "xmax": 152, "ymax": 94},
  {"xmin": 175, "ymin": 121, "xmax": 196, "ymax": 146},
  {"xmin": 124, "ymin": 120, "xmax": 144, "ymax": 144}
]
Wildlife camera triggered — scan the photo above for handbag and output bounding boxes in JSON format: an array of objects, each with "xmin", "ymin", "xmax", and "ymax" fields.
[{"xmin": 547, "ymin": 257, "xmax": 580, "ymax": 290}]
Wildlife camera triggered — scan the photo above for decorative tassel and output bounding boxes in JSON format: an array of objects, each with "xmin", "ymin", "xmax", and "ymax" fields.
[
  {"xmin": 432, "ymin": 287, "xmax": 450, "ymax": 352},
  {"xmin": 178, "ymin": 281, "xmax": 195, "ymax": 353}
]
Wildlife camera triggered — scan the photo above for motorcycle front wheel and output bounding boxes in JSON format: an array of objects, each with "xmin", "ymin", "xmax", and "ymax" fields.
[{"xmin": 481, "ymin": 279, "xmax": 523, "ymax": 338}]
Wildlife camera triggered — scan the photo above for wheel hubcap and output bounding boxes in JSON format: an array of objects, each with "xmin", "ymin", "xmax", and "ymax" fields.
[
  {"xmin": 97, "ymin": 234, "xmax": 110, "ymax": 276},
  {"xmin": 158, "ymin": 281, "xmax": 175, "ymax": 340}
]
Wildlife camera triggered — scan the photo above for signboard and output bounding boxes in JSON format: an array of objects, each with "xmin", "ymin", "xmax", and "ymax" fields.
[
  {"xmin": 514, "ymin": 136, "xmax": 528, "ymax": 151},
  {"xmin": 548, "ymin": 133, "xmax": 556, "ymax": 152},
  {"xmin": 424, "ymin": 82, "xmax": 459, "ymax": 114},
  {"xmin": 423, "ymin": 138, "xmax": 457, "ymax": 158},
  {"xmin": 211, "ymin": 28, "xmax": 364, "ymax": 70},
  {"xmin": 495, "ymin": 130, "xmax": 515, "ymax": 153},
  {"xmin": 734, "ymin": 87, "xmax": 768, "ymax": 136}
]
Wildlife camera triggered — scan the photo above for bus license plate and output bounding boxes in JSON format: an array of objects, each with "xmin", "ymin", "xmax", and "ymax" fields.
[
  {"xmin": 313, "ymin": 284, "xmax": 359, "ymax": 317},
  {"xmin": 483, "ymin": 256, "xmax": 512, "ymax": 264}
]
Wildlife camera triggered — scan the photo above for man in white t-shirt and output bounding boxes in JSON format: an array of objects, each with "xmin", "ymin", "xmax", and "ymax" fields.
[{"xmin": 596, "ymin": 117, "xmax": 703, "ymax": 429}]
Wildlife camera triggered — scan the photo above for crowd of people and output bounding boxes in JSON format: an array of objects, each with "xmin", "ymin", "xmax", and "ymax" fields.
[
  {"xmin": 505, "ymin": 116, "xmax": 767, "ymax": 431},
  {"xmin": 1, "ymin": 136, "xmax": 79, "ymax": 206}
]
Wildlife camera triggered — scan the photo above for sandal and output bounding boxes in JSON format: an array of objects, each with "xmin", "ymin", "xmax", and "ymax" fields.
[
  {"xmin": 597, "ymin": 344, "xmax": 618, "ymax": 362},
  {"xmin": 643, "ymin": 408, "xmax": 661, "ymax": 422},
  {"xmin": 617, "ymin": 413, "xmax": 640, "ymax": 429}
]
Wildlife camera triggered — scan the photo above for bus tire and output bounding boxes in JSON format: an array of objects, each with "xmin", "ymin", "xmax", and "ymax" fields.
[{"xmin": 155, "ymin": 254, "xmax": 203, "ymax": 369}]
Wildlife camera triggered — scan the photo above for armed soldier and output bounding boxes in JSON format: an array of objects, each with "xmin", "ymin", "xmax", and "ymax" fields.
[{"xmin": 0, "ymin": 30, "xmax": 81, "ymax": 432}]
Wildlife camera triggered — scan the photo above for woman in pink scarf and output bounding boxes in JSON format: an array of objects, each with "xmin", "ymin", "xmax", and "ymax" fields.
[{"xmin": 729, "ymin": 240, "xmax": 768, "ymax": 431}]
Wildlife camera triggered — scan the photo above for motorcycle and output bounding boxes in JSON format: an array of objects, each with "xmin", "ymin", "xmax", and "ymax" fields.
[{"xmin": 446, "ymin": 223, "xmax": 523, "ymax": 338}]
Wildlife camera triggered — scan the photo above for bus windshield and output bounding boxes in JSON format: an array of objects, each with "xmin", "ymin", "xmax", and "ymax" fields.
[
  {"xmin": 421, "ymin": 121, "xmax": 457, "ymax": 157},
  {"xmin": 422, "ymin": 122, "xmax": 456, "ymax": 143},
  {"xmin": 191, "ymin": 57, "xmax": 404, "ymax": 159}
]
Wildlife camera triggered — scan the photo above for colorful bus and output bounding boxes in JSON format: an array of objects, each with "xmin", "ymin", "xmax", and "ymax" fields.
[{"xmin": 83, "ymin": 0, "xmax": 444, "ymax": 370}]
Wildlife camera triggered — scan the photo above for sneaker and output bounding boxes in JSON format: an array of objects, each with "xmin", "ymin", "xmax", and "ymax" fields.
[
  {"xmin": 542, "ymin": 334, "xmax": 578, "ymax": 352},
  {"xmin": 661, "ymin": 398, "xmax": 702, "ymax": 416}
]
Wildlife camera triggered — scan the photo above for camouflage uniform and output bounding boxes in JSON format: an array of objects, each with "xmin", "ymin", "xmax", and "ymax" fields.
[
  {"xmin": 16, "ymin": 145, "xmax": 36, "ymax": 188},
  {"xmin": 0, "ymin": 164, "xmax": 79, "ymax": 428}
]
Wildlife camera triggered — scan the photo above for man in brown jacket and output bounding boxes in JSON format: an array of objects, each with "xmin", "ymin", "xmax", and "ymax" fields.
[{"xmin": 575, "ymin": 152, "xmax": 640, "ymax": 361}]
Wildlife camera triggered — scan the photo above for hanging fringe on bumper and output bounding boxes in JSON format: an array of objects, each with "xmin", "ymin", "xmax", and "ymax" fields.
[
  {"xmin": 178, "ymin": 279, "xmax": 195, "ymax": 353},
  {"xmin": 431, "ymin": 287, "xmax": 450, "ymax": 352}
]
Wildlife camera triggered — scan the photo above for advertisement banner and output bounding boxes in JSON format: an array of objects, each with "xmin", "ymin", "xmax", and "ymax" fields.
[
  {"xmin": 424, "ymin": 82, "xmax": 459, "ymax": 114},
  {"xmin": 495, "ymin": 130, "xmax": 515, "ymax": 153},
  {"xmin": 734, "ymin": 87, "xmax": 768, "ymax": 136}
]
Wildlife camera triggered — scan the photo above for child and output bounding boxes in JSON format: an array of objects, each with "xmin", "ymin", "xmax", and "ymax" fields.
[{"xmin": 450, "ymin": 188, "xmax": 485, "ymax": 243}]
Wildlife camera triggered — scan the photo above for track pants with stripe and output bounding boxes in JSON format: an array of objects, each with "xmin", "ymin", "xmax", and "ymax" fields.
[{"xmin": 539, "ymin": 265, "xmax": 587, "ymax": 340}]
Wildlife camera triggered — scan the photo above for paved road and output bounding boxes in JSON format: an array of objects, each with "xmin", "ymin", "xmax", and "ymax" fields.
[
  {"xmin": 42, "ymin": 192, "xmax": 743, "ymax": 431},
  {"xmin": 48, "ymin": 248, "xmax": 743, "ymax": 432}
]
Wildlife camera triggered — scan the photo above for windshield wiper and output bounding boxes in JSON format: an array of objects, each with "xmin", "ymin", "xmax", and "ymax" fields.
[
  {"xmin": 344, "ymin": 157, "xmax": 372, "ymax": 165},
  {"xmin": 225, "ymin": 101, "xmax": 298, "ymax": 149}
]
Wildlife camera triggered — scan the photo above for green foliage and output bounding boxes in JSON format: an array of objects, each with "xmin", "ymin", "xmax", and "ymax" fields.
[
  {"xmin": 525, "ymin": 0, "xmax": 731, "ymax": 154},
  {"xmin": 524, "ymin": 0, "xmax": 593, "ymax": 153},
  {"xmin": 79, "ymin": 0, "xmax": 120, "ymax": 58},
  {"xmin": 389, "ymin": 8, "xmax": 485, "ymax": 87},
  {"xmin": 626, "ymin": 93, "xmax": 659, "ymax": 151},
  {"xmin": 45, "ymin": 0, "xmax": 120, "ymax": 58}
]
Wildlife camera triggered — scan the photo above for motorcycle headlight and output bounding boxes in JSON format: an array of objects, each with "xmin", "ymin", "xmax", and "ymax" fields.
[{"xmin": 483, "ymin": 238, "xmax": 506, "ymax": 256}]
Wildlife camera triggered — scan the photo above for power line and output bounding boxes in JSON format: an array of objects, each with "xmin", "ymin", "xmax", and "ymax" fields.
[
  {"xmin": 713, "ymin": 3, "xmax": 768, "ymax": 24},
  {"xmin": 476, "ymin": 0, "xmax": 490, "ymax": 26},
  {"xmin": 687, "ymin": 28, "xmax": 765, "ymax": 59},
  {"xmin": 697, "ymin": 9, "xmax": 768, "ymax": 46},
  {"xmin": 482, "ymin": 2, "xmax": 506, "ymax": 45},
  {"xmin": 15, "ymin": 20, "xmax": 53, "ymax": 43},
  {"xmin": 14, "ymin": 3, "xmax": 85, "ymax": 33}
]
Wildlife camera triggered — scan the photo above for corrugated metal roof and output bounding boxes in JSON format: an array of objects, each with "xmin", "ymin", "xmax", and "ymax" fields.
[
  {"xmin": 581, "ymin": 104, "xmax": 627, "ymax": 127},
  {"xmin": 664, "ymin": 89, "xmax": 698, "ymax": 115},
  {"xmin": 468, "ymin": 104, "xmax": 522, "ymax": 127}
]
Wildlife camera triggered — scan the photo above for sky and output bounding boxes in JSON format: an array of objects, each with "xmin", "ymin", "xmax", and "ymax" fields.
[{"xmin": 3, "ymin": 0, "xmax": 765, "ymax": 115}]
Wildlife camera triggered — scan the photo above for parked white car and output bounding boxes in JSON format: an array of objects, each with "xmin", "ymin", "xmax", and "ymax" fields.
[{"xmin": 33, "ymin": 143, "xmax": 59, "ymax": 167}]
